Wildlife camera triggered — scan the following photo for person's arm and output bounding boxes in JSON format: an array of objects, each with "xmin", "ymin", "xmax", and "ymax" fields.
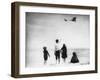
[{"xmin": 47, "ymin": 51, "xmax": 50, "ymax": 57}]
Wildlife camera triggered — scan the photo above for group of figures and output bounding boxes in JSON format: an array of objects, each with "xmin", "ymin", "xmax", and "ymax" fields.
[{"xmin": 43, "ymin": 39, "xmax": 79, "ymax": 64}]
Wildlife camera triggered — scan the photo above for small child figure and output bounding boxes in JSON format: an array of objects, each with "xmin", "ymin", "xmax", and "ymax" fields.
[
  {"xmin": 70, "ymin": 52, "xmax": 79, "ymax": 63},
  {"xmin": 43, "ymin": 47, "xmax": 50, "ymax": 64}
]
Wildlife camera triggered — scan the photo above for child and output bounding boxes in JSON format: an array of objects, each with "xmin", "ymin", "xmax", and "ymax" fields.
[
  {"xmin": 70, "ymin": 52, "xmax": 79, "ymax": 63},
  {"xmin": 43, "ymin": 47, "xmax": 50, "ymax": 64}
]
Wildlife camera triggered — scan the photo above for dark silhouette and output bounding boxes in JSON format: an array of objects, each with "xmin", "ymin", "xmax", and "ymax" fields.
[
  {"xmin": 43, "ymin": 47, "xmax": 50, "ymax": 64},
  {"xmin": 54, "ymin": 39, "xmax": 60, "ymax": 64},
  {"xmin": 71, "ymin": 17, "xmax": 77, "ymax": 22},
  {"xmin": 70, "ymin": 52, "xmax": 79, "ymax": 63},
  {"xmin": 61, "ymin": 44, "xmax": 67, "ymax": 62}
]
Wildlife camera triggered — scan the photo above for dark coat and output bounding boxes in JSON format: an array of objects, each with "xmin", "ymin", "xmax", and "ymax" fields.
[
  {"xmin": 61, "ymin": 44, "xmax": 67, "ymax": 59},
  {"xmin": 70, "ymin": 52, "xmax": 79, "ymax": 63}
]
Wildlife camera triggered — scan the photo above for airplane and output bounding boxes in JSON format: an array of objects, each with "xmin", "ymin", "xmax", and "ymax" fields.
[
  {"xmin": 70, "ymin": 17, "xmax": 77, "ymax": 22},
  {"xmin": 64, "ymin": 17, "xmax": 77, "ymax": 22}
]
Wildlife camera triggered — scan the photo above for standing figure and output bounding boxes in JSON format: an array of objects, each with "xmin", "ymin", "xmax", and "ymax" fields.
[
  {"xmin": 70, "ymin": 52, "xmax": 79, "ymax": 63},
  {"xmin": 43, "ymin": 47, "xmax": 50, "ymax": 64},
  {"xmin": 54, "ymin": 39, "xmax": 61, "ymax": 64},
  {"xmin": 61, "ymin": 44, "xmax": 67, "ymax": 63}
]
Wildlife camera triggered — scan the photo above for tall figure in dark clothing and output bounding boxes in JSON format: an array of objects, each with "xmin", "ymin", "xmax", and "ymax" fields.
[
  {"xmin": 43, "ymin": 47, "xmax": 50, "ymax": 64},
  {"xmin": 54, "ymin": 39, "xmax": 61, "ymax": 64},
  {"xmin": 70, "ymin": 52, "xmax": 79, "ymax": 63},
  {"xmin": 61, "ymin": 44, "xmax": 67, "ymax": 62}
]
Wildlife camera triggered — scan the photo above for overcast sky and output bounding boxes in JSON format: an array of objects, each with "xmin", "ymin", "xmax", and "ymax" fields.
[{"xmin": 26, "ymin": 12, "xmax": 90, "ymax": 49}]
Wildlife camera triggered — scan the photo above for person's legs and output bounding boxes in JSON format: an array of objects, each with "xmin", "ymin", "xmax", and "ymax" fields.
[
  {"xmin": 44, "ymin": 60, "xmax": 46, "ymax": 64},
  {"xmin": 58, "ymin": 56, "xmax": 60, "ymax": 64},
  {"xmin": 55, "ymin": 50, "xmax": 61, "ymax": 64},
  {"xmin": 44, "ymin": 57, "xmax": 47, "ymax": 64},
  {"xmin": 55, "ymin": 54, "xmax": 57, "ymax": 64},
  {"xmin": 63, "ymin": 58, "xmax": 66, "ymax": 63},
  {"xmin": 44, "ymin": 56, "xmax": 47, "ymax": 64},
  {"xmin": 58, "ymin": 51, "xmax": 60, "ymax": 64}
]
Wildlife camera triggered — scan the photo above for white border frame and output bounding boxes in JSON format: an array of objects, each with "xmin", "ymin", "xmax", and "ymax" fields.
[{"xmin": 19, "ymin": 5, "xmax": 95, "ymax": 74}]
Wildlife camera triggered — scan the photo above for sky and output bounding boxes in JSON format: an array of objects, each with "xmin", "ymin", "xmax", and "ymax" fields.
[{"xmin": 26, "ymin": 12, "xmax": 90, "ymax": 50}]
